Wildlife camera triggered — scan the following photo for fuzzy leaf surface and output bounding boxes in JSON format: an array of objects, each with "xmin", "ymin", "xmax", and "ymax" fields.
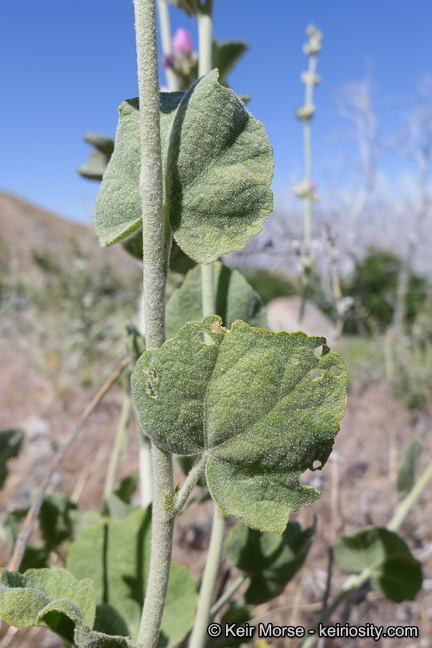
[
  {"xmin": 95, "ymin": 92, "xmax": 184, "ymax": 246},
  {"xmin": 0, "ymin": 568, "xmax": 95, "ymax": 635},
  {"xmin": 95, "ymin": 71, "xmax": 273, "ymax": 263},
  {"xmin": 132, "ymin": 316, "xmax": 346, "ymax": 533},
  {"xmin": 165, "ymin": 262, "xmax": 267, "ymax": 339},
  {"xmin": 396, "ymin": 439, "xmax": 422, "ymax": 499},
  {"xmin": 333, "ymin": 527, "xmax": 422, "ymax": 603},
  {"xmin": 225, "ymin": 519, "xmax": 316, "ymax": 604},
  {"xmin": 66, "ymin": 507, "xmax": 196, "ymax": 646},
  {"xmin": 166, "ymin": 70, "xmax": 273, "ymax": 263}
]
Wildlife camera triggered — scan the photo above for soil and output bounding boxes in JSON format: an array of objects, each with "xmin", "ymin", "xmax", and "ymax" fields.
[{"xmin": 0, "ymin": 192, "xmax": 431, "ymax": 647}]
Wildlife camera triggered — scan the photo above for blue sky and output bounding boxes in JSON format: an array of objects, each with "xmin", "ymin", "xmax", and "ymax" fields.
[{"xmin": 1, "ymin": 1, "xmax": 431, "ymax": 223}]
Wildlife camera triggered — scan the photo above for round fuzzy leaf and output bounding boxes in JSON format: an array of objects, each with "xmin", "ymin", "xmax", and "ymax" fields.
[
  {"xmin": 66, "ymin": 508, "xmax": 196, "ymax": 646},
  {"xmin": 95, "ymin": 92, "xmax": 184, "ymax": 247},
  {"xmin": 225, "ymin": 519, "xmax": 315, "ymax": 604},
  {"xmin": 333, "ymin": 527, "xmax": 422, "ymax": 603},
  {"xmin": 166, "ymin": 70, "xmax": 273, "ymax": 263},
  {"xmin": 132, "ymin": 316, "xmax": 346, "ymax": 533},
  {"xmin": 0, "ymin": 568, "xmax": 95, "ymax": 632},
  {"xmin": 165, "ymin": 262, "xmax": 267, "ymax": 339}
]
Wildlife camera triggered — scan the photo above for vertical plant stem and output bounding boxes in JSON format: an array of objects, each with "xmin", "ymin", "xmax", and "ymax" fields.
[
  {"xmin": 197, "ymin": 1, "xmax": 213, "ymax": 79},
  {"xmin": 387, "ymin": 458, "xmax": 432, "ymax": 532},
  {"xmin": 192, "ymin": 7, "xmax": 227, "ymax": 647},
  {"xmin": 201, "ymin": 264, "xmax": 215, "ymax": 318},
  {"xmin": 198, "ymin": 1, "xmax": 215, "ymax": 321},
  {"xmin": 189, "ymin": 506, "xmax": 226, "ymax": 648},
  {"xmin": 299, "ymin": 35, "xmax": 319, "ymax": 325},
  {"xmin": 133, "ymin": 1, "xmax": 175, "ymax": 646},
  {"xmin": 157, "ymin": 0, "xmax": 179, "ymax": 91},
  {"xmin": 103, "ymin": 382, "xmax": 132, "ymax": 500}
]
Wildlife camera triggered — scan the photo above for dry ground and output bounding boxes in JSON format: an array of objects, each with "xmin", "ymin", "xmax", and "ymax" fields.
[
  {"xmin": 0, "ymin": 332, "xmax": 431, "ymax": 648},
  {"xmin": 0, "ymin": 190, "xmax": 431, "ymax": 647}
]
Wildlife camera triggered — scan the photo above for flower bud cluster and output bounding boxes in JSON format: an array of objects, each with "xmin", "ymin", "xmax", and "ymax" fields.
[
  {"xmin": 162, "ymin": 28, "xmax": 198, "ymax": 90},
  {"xmin": 303, "ymin": 25, "xmax": 323, "ymax": 56},
  {"xmin": 294, "ymin": 180, "xmax": 318, "ymax": 202}
]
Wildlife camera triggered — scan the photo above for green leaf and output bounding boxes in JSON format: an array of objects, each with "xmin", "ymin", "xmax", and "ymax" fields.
[
  {"xmin": 333, "ymin": 527, "xmax": 423, "ymax": 603},
  {"xmin": 225, "ymin": 519, "xmax": 316, "ymax": 604},
  {"xmin": 2, "ymin": 507, "xmax": 50, "ymax": 572},
  {"xmin": 212, "ymin": 41, "xmax": 249, "ymax": 87},
  {"xmin": 165, "ymin": 261, "xmax": 267, "ymax": 339},
  {"xmin": 39, "ymin": 492, "xmax": 78, "ymax": 549},
  {"xmin": 0, "ymin": 428, "xmax": 24, "ymax": 490},
  {"xmin": 114, "ymin": 473, "xmax": 139, "ymax": 504},
  {"xmin": 132, "ymin": 316, "xmax": 346, "ymax": 533},
  {"xmin": 0, "ymin": 568, "xmax": 95, "ymax": 639},
  {"xmin": 166, "ymin": 0, "xmax": 199, "ymax": 16},
  {"xmin": 210, "ymin": 604, "xmax": 253, "ymax": 648},
  {"xmin": 66, "ymin": 507, "xmax": 196, "ymax": 646},
  {"xmin": 396, "ymin": 439, "xmax": 422, "ymax": 499},
  {"xmin": 121, "ymin": 230, "xmax": 196, "ymax": 275},
  {"xmin": 166, "ymin": 70, "xmax": 273, "ymax": 263},
  {"xmin": 95, "ymin": 71, "xmax": 273, "ymax": 263},
  {"xmin": 95, "ymin": 92, "xmax": 184, "ymax": 247},
  {"xmin": 78, "ymin": 134, "xmax": 114, "ymax": 181},
  {"xmin": 104, "ymin": 493, "xmax": 139, "ymax": 521}
]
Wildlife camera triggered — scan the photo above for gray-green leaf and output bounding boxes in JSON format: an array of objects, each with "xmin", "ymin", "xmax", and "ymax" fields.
[
  {"xmin": 66, "ymin": 507, "xmax": 196, "ymax": 646},
  {"xmin": 166, "ymin": 70, "xmax": 273, "ymax": 263},
  {"xmin": 78, "ymin": 134, "xmax": 114, "ymax": 181},
  {"xmin": 95, "ymin": 71, "xmax": 273, "ymax": 263},
  {"xmin": 333, "ymin": 527, "xmax": 422, "ymax": 603},
  {"xmin": 396, "ymin": 439, "xmax": 422, "ymax": 499},
  {"xmin": 165, "ymin": 261, "xmax": 267, "ymax": 339},
  {"xmin": 225, "ymin": 519, "xmax": 315, "ymax": 604},
  {"xmin": 95, "ymin": 92, "xmax": 184, "ymax": 246},
  {"xmin": 0, "ymin": 427, "xmax": 24, "ymax": 490},
  {"xmin": 0, "ymin": 568, "xmax": 95, "ymax": 643},
  {"xmin": 132, "ymin": 316, "xmax": 346, "ymax": 533}
]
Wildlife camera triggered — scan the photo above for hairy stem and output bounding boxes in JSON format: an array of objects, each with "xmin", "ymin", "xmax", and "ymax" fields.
[
  {"xmin": 189, "ymin": 506, "xmax": 226, "ymax": 648},
  {"xmin": 103, "ymin": 383, "xmax": 132, "ymax": 500},
  {"xmin": 173, "ymin": 455, "xmax": 207, "ymax": 515},
  {"xmin": 133, "ymin": 1, "xmax": 174, "ymax": 646}
]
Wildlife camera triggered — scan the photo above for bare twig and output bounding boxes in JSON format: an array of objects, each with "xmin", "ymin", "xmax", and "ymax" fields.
[{"xmin": 7, "ymin": 356, "xmax": 130, "ymax": 573}]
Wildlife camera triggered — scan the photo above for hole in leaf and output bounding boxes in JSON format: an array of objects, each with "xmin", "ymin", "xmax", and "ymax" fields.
[
  {"xmin": 198, "ymin": 331, "xmax": 215, "ymax": 346},
  {"xmin": 330, "ymin": 365, "xmax": 343, "ymax": 377},
  {"xmin": 145, "ymin": 377, "xmax": 157, "ymax": 399},
  {"xmin": 314, "ymin": 345, "xmax": 323, "ymax": 357},
  {"xmin": 150, "ymin": 368, "xmax": 158, "ymax": 381},
  {"xmin": 311, "ymin": 370, "xmax": 324, "ymax": 381},
  {"xmin": 291, "ymin": 358, "xmax": 299, "ymax": 365},
  {"xmin": 312, "ymin": 460, "xmax": 322, "ymax": 470}
]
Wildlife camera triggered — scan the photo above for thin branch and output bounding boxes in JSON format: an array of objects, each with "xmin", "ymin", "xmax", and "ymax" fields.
[{"xmin": 8, "ymin": 357, "xmax": 130, "ymax": 572}]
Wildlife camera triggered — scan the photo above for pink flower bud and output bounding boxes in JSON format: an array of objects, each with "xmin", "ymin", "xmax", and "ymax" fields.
[
  {"xmin": 172, "ymin": 28, "xmax": 193, "ymax": 54},
  {"xmin": 310, "ymin": 180, "xmax": 318, "ymax": 191}
]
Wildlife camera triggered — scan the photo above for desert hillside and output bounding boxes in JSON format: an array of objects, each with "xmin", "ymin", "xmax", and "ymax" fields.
[{"xmin": 0, "ymin": 190, "xmax": 139, "ymax": 275}]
